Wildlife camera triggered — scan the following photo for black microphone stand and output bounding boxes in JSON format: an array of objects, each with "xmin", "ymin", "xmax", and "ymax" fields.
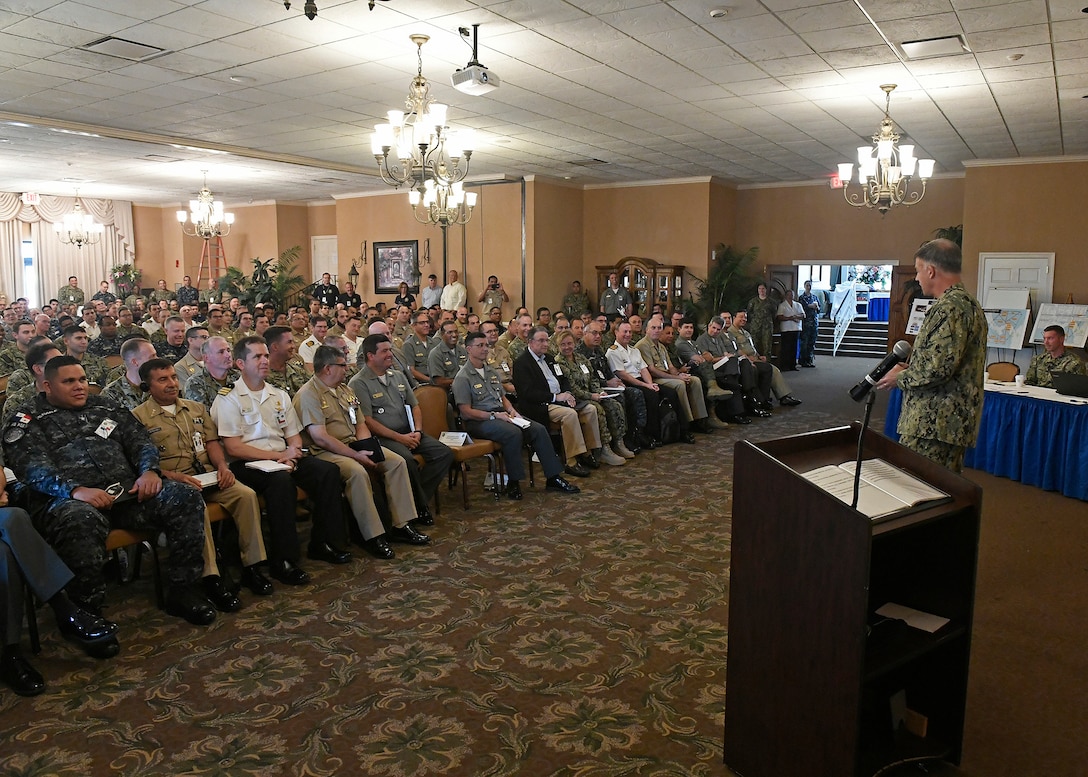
[{"xmin": 851, "ymin": 391, "xmax": 877, "ymax": 510}]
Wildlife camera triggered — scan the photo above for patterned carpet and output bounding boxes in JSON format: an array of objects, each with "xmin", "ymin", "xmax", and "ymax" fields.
[{"xmin": 0, "ymin": 367, "xmax": 874, "ymax": 776}]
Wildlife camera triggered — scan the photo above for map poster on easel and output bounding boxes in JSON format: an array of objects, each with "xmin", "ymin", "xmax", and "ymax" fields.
[
  {"xmin": 905, "ymin": 298, "xmax": 937, "ymax": 336},
  {"xmin": 985, "ymin": 309, "xmax": 1031, "ymax": 349},
  {"xmin": 1029, "ymin": 303, "xmax": 1088, "ymax": 348}
]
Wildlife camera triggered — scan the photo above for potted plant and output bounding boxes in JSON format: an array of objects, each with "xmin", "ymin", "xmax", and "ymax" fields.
[{"xmin": 687, "ymin": 244, "xmax": 760, "ymax": 326}]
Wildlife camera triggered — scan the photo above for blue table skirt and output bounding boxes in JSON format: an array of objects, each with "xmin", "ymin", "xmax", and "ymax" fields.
[
  {"xmin": 884, "ymin": 387, "xmax": 1088, "ymax": 501},
  {"xmin": 867, "ymin": 296, "xmax": 890, "ymax": 322}
]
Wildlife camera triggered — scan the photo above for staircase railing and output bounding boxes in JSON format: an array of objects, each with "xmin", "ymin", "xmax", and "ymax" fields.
[{"xmin": 830, "ymin": 283, "xmax": 858, "ymax": 357}]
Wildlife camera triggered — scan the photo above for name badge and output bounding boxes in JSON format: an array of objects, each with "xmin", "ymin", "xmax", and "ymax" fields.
[
  {"xmin": 95, "ymin": 419, "xmax": 117, "ymax": 438},
  {"xmin": 372, "ymin": 392, "xmax": 384, "ymax": 399},
  {"xmin": 580, "ymin": 364, "xmax": 590, "ymax": 374},
  {"xmin": 553, "ymin": 365, "xmax": 563, "ymax": 376},
  {"xmin": 193, "ymin": 432, "xmax": 205, "ymax": 452},
  {"xmin": 348, "ymin": 406, "xmax": 357, "ymax": 425},
  {"xmin": 275, "ymin": 410, "xmax": 287, "ymax": 426}
]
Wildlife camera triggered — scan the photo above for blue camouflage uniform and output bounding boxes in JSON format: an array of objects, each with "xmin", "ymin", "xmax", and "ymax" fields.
[{"xmin": 2, "ymin": 394, "xmax": 205, "ymax": 608}]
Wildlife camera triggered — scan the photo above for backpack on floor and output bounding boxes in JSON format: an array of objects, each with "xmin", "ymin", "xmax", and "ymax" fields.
[{"xmin": 658, "ymin": 396, "xmax": 680, "ymax": 445}]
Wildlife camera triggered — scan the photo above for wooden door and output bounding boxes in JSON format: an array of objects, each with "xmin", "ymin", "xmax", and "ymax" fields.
[{"xmin": 887, "ymin": 265, "xmax": 926, "ymax": 351}]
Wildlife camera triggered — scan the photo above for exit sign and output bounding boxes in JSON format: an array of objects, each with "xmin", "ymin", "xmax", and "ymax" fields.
[
  {"xmin": 21, "ymin": 192, "xmax": 40, "ymax": 205},
  {"xmin": 829, "ymin": 175, "xmax": 844, "ymax": 189}
]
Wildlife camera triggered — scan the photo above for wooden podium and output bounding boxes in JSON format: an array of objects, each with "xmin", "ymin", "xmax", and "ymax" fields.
[{"xmin": 724, "ymin": 424, "xmax": 981, "ymax": 777}]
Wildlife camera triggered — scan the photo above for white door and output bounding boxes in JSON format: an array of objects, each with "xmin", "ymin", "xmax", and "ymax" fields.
[
  {"xmin": 311, "ymin": 235, "xmax": 338, "ymax": 284},
  {"xmin": 978, "ymin": 252, "xmax": 1054, "ymax": 315}
]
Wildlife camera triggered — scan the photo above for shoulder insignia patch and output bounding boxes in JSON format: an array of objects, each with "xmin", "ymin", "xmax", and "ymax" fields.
[{"xmin": 218, "ymin": 386, "xmax": 232, "ymax": 396}]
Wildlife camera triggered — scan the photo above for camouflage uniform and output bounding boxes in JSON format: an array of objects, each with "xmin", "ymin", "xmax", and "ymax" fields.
[
  {"xmin": 116, "ymin": 323, "xmax": 144, "ymax": 341},
  {"xmin": 76, "ymin": 353, "xmax": 111, "ymax": 386},
  {"xmin": 57, "ymin": 285, "xmax": 85, "ymax": 308},
  {"xmin": 561, "ymin": 291, "xmax": 591, "ymax": 320},
  {"xmin": 4, "ymin": 368, "xmax": 33, "ymax": 399},
  {"xmin": 745, "ymin": 295, "xmax": 777, "ymax": 359},
  {"xmin": 555, "ymin": 350, "xmax": 626, "ymax": 447},
  {"xmin": 896, "ymin": 283, "xmax": 987, "ymax": 472},
  {"xmin": 155, "ymin": 340, "xmax": 188, "ymax": 363},
  {"xmin": 88, "ymin": 334, "xmax": 124, "ymax": 358},
  {"xmin": 1025, "ymin": 350, "xmax": 1086, "ymax": 388},
  {"xmin": 507, "ymin": 336, "xmax": 529, "ymax": 363},
  {"xmin": 576, "ymin": 341, "xmax": 648, "ymax": 436},
  {"xmin": 148, "ymin": 288, "xmax": 176, "ymax": 305},
  {"xmin": 487, "ymin": 343, "xmax": 515, "ymax": 386},
  {"xmin": 265, "ymin": 359, "xmax": 308, "ymax": 397},
  {"xmin": 2, "ymin": 394, "xmax": 205, "ymax": 609},
  {"xmin": 184, "ymin": 367, "xmax": 240, "ymax": 409},
  {"xmin": 0, "ymin": 345, "xmax": 27, "ymax": 378},
  {"xmin": 101, "ymin": 377, "xmax": 150, "ymax": 412},
  {"xmin": 176, "ymin": 285, "xmax": 199, "ymax": 308}
]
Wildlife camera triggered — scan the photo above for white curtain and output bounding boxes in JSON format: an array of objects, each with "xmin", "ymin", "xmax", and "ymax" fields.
[{"xmin": 0, "ymin": 192, "xmax": 134, "ymax": 307}]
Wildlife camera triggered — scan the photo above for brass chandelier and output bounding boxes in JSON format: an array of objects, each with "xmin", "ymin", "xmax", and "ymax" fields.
[
  {"xmin": 371, "ymin": 34, "xmax": 477, "ymax": 229},
  {"xmin": 834, "ymin": 85, "xmax": 935, "ymax": 215},
  {"xmin": 176, "ymin": 172, "xmax": 234, "ymax": 240}
]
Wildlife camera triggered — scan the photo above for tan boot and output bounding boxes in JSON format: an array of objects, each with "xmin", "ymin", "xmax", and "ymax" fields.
[
  {"xmin": 708, "ymin": 415, "xmax": 730, "ymax": 430},
  {"xmin": 706, "ymin": 384, "xmax": 731, "ymax": 399},
  {"xmin": 613, "ymin": 441, "xmax": 636, "ymax": 459},
  {"xmin": 598, "ymin": 447, "xmax": 626, "ymax": 466}
]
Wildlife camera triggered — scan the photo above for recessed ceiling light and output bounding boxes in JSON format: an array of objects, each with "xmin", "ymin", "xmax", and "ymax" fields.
[
  {"xmin": 709, "ymin": 8, "xmax": 729, "ymax": 19},
  {"xmin": 229, "ymin": 75, "xmax": 256, "ymax": 84},
  {"xmin": 1007, "ymin": 53, "xmax": 1024, "ymax": 61}
]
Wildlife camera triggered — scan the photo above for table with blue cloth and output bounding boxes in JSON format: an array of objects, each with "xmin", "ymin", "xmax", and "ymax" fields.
[
  {"xmin": 884, "ymin": 384, "xmax": 1088, "ymax": 500},
  {"xmin": 867, "ymin": 296, "xmax": 890, "ymax": 322}
]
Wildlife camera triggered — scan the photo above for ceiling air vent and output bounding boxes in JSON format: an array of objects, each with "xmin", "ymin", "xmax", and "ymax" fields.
[
  {"xmin": 569, "ymin": 158, "xmax": 609, "ymax": 167},
  {"xmin": 899, "ymin": 35, "xmax": 970, "ymax": 60},
  {"xmin": 79, "ymin": 37, "xmax": 168, "ymax": 62}
]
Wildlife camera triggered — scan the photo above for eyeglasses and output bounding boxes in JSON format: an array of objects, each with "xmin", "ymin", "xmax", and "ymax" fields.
[{"xmin": 331, "ymin": 362, "xmax": 348, "ymax": 368}]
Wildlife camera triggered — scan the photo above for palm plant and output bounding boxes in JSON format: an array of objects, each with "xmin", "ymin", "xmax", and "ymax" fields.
[{"xmin": 686, "ymin": 244, "xmax": 760, "ymax": 325}]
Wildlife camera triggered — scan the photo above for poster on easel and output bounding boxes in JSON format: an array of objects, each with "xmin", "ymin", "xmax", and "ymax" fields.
[
  {"xmin": 985, "ymin": 309, "xmax": 1031, "ymax": 349},
  {"xmin": 1029, "ymin": 303, "xmax": 1088, "ymax": 347},
  {"xmin": 905, "ymin": 298, "xmax": 937, "ymax": 336}
]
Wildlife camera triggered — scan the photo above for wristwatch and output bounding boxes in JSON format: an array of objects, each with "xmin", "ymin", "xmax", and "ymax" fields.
[{"xmin": 489, "ymin": 412, "xmax": 496, "ymax": 420}]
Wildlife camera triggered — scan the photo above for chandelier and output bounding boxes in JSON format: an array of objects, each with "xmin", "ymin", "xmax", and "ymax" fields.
[
  {"xmin": 371, "ymin": 34, "xmax": 477, "ymax": 228},
  {"xmin": 53, "ymin": 193, "xmax": 104, "ymax": 249},
  {"xmin": 176, "ymin": 172, "xmax": 234, "ymax": 239},
  {"xmin": 834, "ymin": 85, "xmax": 935, "ymax": 215}
]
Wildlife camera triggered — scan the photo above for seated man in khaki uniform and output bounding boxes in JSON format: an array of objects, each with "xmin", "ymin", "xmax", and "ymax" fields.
[
  {"xmin": 133, "ymin": 359, "xmax": 272, "ymax": 608},
  {"xmin": 293, "ymin": 345, "xmax": 430, "ymax": 561}
]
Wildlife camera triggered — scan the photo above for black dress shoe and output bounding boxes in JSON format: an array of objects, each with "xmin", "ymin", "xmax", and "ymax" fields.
[
  {"xmin": 749, "ymin": 408, "xmax": 772, "ymax": 418},
  {"xmin": 681, "ymin": 432, "xmax": 697, "ymax": 444},
  {"xmin": 307, "ymin": 543, "xmax": 352, "ymax": 565},
  {"xmin": 415, "ymin": 508, "xmax": 435, "ymax": 526},
  {"xmin": 202, "ymin": 575, "xmax": 243, "ymax": 613},
  {"xmin": 1, "ymin": 651, "xmax": 44, "ymax": 696},
  {"xmin": 361, "ymin": 536, "xmax": 396, "ymax": 560},
  {"xmin": 545, "ymin": 475, "xmax": 580, "ymax": 494},
  {"xmin": 84, "ymin": 636, "xmax": 120, "ymax": 659},
  {"xmin": 164, "ymin": 585, "xmax": 217, "ymax": 626},
  {"xmin": 506, "ymin": 481, "xmax": 523, "ymax": 500},
  {"xmin": 780, "ymin": 395, "xmax": 802, "ymax": 406},
  {"xmin": 269, "ymin": 559, "xmax": 311, "ymax": 586},
  {"xmin": 56, "ymin": 608, "xmax": 118, "ymax": 646},
  {"xmin": 389, "ymin": 524, "xmax": 431, "ymax": 545},
  {"xmin": 727, "ymin": 415, "xmax": 752, "ymax": 425},
  {"xmin": 241, "ymin": 565, "xmax": 274, "ymax": 596},
  {"xmin": 577, "ymin": 453, "xmax": 600, "ymax": 470},
  {"xmin": 564, "ymin": 463, "xmax": 591, "ymax": 478}
]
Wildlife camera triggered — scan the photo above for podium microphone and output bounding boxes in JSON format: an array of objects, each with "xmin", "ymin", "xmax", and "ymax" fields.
[{"xmin": 849, "ymin": 340, "xmax": 912, "ymax": 402}]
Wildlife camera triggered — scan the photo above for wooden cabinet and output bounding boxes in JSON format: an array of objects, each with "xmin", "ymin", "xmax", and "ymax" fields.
[
  {"xmin": 724, "ymin": 424, "xmax": 981, "ymax": 777},
  {"xmin": 595, "ymin": 257, "xmax": 684, "ymax": 316}
]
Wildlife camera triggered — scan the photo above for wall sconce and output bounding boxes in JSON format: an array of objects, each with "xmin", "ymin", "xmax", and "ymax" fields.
[{"xmin": 347, "ymin": 260, "xmax": 360, "ymax": 286}]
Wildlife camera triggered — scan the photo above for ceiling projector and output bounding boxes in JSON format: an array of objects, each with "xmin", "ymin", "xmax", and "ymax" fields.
[{"xmin": 452, "ymin": 64, "xmax": 500, "ymax": 95}]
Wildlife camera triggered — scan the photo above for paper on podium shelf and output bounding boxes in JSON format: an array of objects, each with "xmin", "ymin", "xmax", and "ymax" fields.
[{"xmin": 876, "ymin": 602, "xmax": 950, "ymax": 634}]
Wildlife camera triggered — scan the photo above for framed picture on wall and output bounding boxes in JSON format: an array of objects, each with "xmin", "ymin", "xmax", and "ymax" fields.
[{"xmin": 374, "ymin": 240, "xmax": 419, "ymax": 295}]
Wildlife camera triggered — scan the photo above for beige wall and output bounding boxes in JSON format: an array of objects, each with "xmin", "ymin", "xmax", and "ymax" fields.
[
  {"xmin": 735, "ymin": 177, "xmax": 966, "ymax": 274},
  {"xmin": 528, "ymin": 178, "xmax": 583, "ymax": 316},
  {"xmin": 127, "ymin": 159, "xmax": 1088, "ymax": 313},
  {"xmin": 962, "ymin": 162, "xmax": 1088, "ymax": 302}
]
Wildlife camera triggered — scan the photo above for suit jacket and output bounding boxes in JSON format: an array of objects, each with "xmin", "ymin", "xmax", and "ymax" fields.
[{"xmin": 512, "ymin": 349, "xmax": 572, "ymax": 428}]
